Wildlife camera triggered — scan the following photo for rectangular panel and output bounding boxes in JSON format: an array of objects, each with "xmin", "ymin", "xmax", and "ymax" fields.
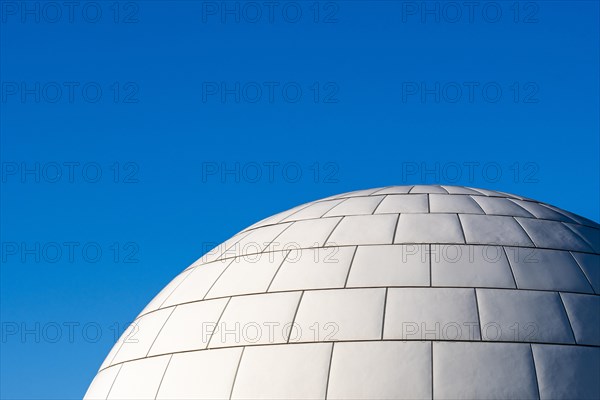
[
  {"xmin": 459, "ymin": 214, "xmax": 534, "ymax": 247},
  {"xmin": 198, "ymin": 231, "xmax": 253, "ymax": 264},
  {"xmin": 206, "ymin": 252, "xmax": 287, "ymax": 299},
  {"xmin": 508, "ymin": 199, "xmax": 574, "ymax": 222},
  {"xmin": 541, "ymin": 204, "xmax": 599, "ymax": 228},
  {"xmin": 111, "ymin": 308, "xmax": 174, "ymax": 365},
  {"xmin": 162, "ymin": 260, "xmax": 234, "ymax": 307},
  {"xmin": 268, "ymin": 246, "xmax": 355, "ymax": 291},
  {"xmin": 429, "ymin": 194, "xmax": 484, "ymax": 214},
  {"xmin": 325, "ymin": 214, "xmax": 397, "ymax": 246},
  {"xmin": 564, "ymin": 223, "xmax": 600, "ymax": 253},
  {"xmin": 108, "ymin": 356, "xmax": 171, "ymax": 400},
  {"xmin": 231, "ymin": 343, "xmax": 332, "ymax": 400},
  {"xmin": 266, "ymin": 217, "xmax": 341, "ymax": 250},
  {"xmin": 505, "ymin": 247, "xmax": 593, "ymax": 293},
  {"xmin": 384, "ymin": 288, "xmax": 480, "ymax": 341},
  {"xmin": 431, "ymin": 244, "xmax": 515, "ymax": 288},
  {"xmin": 323, "ymin": 195, "xmax": 385, "ymax": 216},
  {"xmin": 373, "ymin": 194, "xmax": 428, "ymax": 214},
  {"xmin": 571, "ymin": 252, "xmax": 600, "ymax": 294},
  {"xmin": 282, "ymin": 199, "xmax": 345, "ymax": 222},
  {"xmin": 559, "ymin": 293, "xmax": 600, "ymax": 346},
  {"xmin": 477, "ymin": 289, "xmax": 574, "ymax": 344},
  {"xmin": 209, "ymin": 292, "xmax": 301, "ymax": 348},
  {"xmin": 410, "ymin": 185, "xmax": 448, "ymax": 194},
  {"xmin": 148, "ymin": 298, "xmax": 229, "ymax": 356},
  {"xmin": 468, "ymin": 188, "xmax": 505, "ymax": 197},
  {"xmin": 434, "ymin": 342, "xmax": 538, "ymax": 400},
  {"xmin": 532, "ymin": 345, "xmax": 600, "ymax": 400},
  {"xmin": 471, "ymin": 196, "xmax": 534, "ymax": 217},
  {"xmin": 293, "ymin": 288, "xmax": 386, "ymax": 342},
  {"xmin": 516, "ymin": 218, "xmax": 594, "ymax": 252},
  {"xmin": 395, "ymin": 214, "xmax": 465, "ymax": 244},
  {"xmin": 346, "ymin": 244, "xmax": 429, "ymax": 287},
  {"xmin": 156, "ymin": 348, "xmax": 243, "ymax": 400},
  {"xmin": 221, "ymin": 223, "xmax": 292, "ymax": 258},
  {"xmin": 327, "ymin": 341, "xmax": 431, "ymax": 400}
]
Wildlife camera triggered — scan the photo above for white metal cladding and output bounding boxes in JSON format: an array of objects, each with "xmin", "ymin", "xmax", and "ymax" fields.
[{"xmin": 86, "ymin": 185, "xmax": 600, "ymax": 400}]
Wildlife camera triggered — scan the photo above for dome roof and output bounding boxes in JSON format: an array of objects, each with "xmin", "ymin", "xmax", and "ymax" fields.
[{"xmin": 86, "ymin": 185, "xmax": 600, "ymax": 400}]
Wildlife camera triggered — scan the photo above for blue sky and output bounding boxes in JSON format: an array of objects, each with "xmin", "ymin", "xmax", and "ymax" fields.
[{"xmin": 1, "ymin": 1, "xmax": 599, "ymax": 398}]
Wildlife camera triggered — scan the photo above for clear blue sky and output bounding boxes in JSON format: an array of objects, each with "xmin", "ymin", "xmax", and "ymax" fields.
[{"xmin": 1, "ymin": 1, "xmax": 599, "ymax": 398}]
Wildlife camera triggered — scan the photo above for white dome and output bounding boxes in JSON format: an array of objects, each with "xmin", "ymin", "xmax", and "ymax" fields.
[{"xmin": 86, "ymin": 185, "xmax": 600, "ymax": 400}]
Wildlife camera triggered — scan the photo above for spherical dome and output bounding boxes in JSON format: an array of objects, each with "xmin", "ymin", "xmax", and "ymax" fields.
[{"xmin": 86, "ymin": 185, "xmax": 600, "ymax": 400}]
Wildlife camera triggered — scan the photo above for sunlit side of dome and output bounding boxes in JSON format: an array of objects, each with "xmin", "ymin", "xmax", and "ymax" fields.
[{"xmin": 86, "ymin": 185, "xmax": 600, "ymax": 400}]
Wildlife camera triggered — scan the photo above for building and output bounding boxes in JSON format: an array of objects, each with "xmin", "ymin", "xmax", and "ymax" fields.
[{"xmin": 85, "ymin": 185, "xmax": 600, "ymax": 399}]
